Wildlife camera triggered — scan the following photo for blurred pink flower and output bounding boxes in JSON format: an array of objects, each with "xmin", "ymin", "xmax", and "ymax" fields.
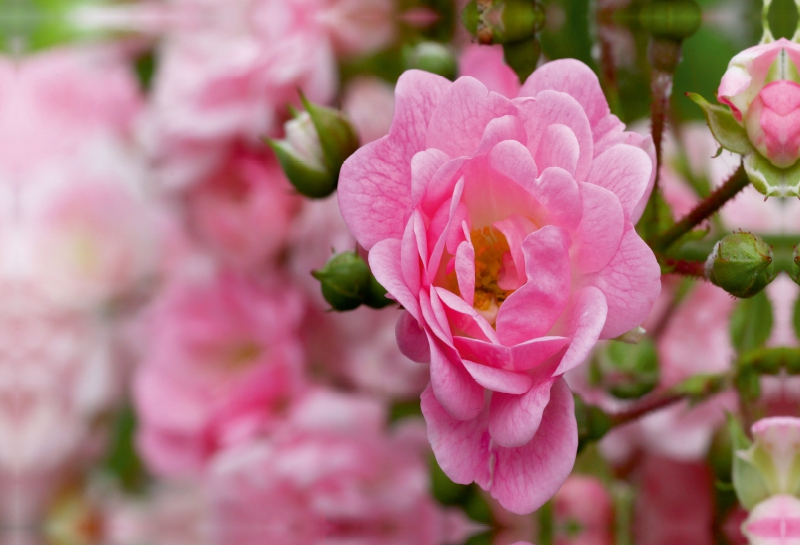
[
  {"xmin": 342, "ymin": 77, "xmax": 396, "ymax": 145},
  {"xmin": 0, "ymin": 47, "xmax": 142, "ymax": 176},
  {"xmin": 338, "ymin": 60, "xmax": 659, "ymax": 513},
  {"xmin": 185, "ymin": 148, "xmax": 300, "ymax": 272},
  {"xmin": 144, "ymin": 0, "xmax": 395, "ymax": 189},
  {"xmin": 742, "ymin": 494, "xmax": 800, "ymax": 545},
  {"xmin": 133, "ymin": 272, "xmax": 306, "ymax": 477},
  {"xmin": 24, "ymin": 180, "xmax": 157, "ymax": 309},
  {"xmin": 206, "ymin": 390, "xmax": 471, "ymax": 545},
  {"xmin": 458, "ymin": 45, "xmax": 520, "ymax": 99},
  {"xmin": 554, "ymin": 476, "xmax": 614, "ymax": 545},
  {"xmin": 633, "ymin": 456, "xmax": 715, "ymax": 545},
  {"xmin": 0, "ymin": 286, "xmax": 118, "ymax": 525}
]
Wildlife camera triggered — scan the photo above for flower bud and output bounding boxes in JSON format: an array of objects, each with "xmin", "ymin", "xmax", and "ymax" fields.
[
  {"xmin": 403, "ymin": 42, "xmax": 458, "ymax": 80},
  {"xmin": 745, "ymin": 418, "xmax": 800, "ymax": 497},
  {"xmin": 638, "ymin": 0, "xmax": 701, "ymax": 42},
  {"xmin": 461, "ymin": 0, "xmax": 545, "ymax": 45},
  {"xmin": 312, "ymin": 252, "xmax": 392, "ymax": 311},
  {"xmin": 742, "ymin": 495, "xmax": 800, "ymax": 545},
  {"xmin": 705, "ymin": 232, "xmax": 775, "ymax": 298},
  {"xmin": 589, "ymin": 339, "xmax": 659, "ymax": 400},
  {"xmin": 269, "ymin": 97, "xmax": 359, "ymax": 199},
  {"xmin": 791, "ymin": 246, "xmax": 800, "ymax": 286}
]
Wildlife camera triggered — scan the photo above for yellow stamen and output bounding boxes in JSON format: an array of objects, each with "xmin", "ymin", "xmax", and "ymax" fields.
[{"xmin": 470, "ymin": 226, "xmax": 514, "ymax": 311}]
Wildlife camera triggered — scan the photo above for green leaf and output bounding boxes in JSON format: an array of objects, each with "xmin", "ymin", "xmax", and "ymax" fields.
[
  {"xmin": 728, "ymin": 414, "xmax": 772, "ymax": 510},
  {"xmin": 730, "ymin": 289, "xmax": 774, "ymax": 353},
  {"xmin": 687, "ymin": 93, "xmax": 753, "ymax": 155}
]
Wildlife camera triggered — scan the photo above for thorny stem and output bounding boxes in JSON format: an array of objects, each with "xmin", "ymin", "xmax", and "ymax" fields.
[
  {"xmin": 663, "ymin": 258, "xmax": 706, "ymax": 278},
  {"xmin": 652, "ymin": 163, "xmax": 749, "ymax": 252},
  {"xmin": 608, "ymin": 390, "xmax": 688, "ymax": 428}
]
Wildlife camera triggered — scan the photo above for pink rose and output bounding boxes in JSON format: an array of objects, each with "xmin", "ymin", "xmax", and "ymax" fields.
[
  {"xmin": 554, "ymin": 476, "xmax": 614, "ymax": 545},
  {"xmin": 0, "ymin": 47, "xmax": 142, "ymax": 173},
  {"xmin": 206, "ymin": 390, "xmax": 471, "ymax": 545},
  {"xmin": 719, "ymin": 38, "xmax": 800, "ymax": 168},
  {"xmin": 133, "ymin": 272, "xmax": 305, "ymax": 477},
  {"xmin": 0, "ymin": 285, "xmax": 119, "ymax": 524},
  {"xmin": 338, "ymin": 60, "xmax": 660, "ymax": 513},
  {"xmin": 342, "ymin": 77, "xmax": 396, "ymax": 145},
  {"xmin": 633, "ymin": 456, "xmax": 715, "ymax": 545},
  {"xmin": 185, "ymin": 148, "xmax": 300, "ymax": 272}
]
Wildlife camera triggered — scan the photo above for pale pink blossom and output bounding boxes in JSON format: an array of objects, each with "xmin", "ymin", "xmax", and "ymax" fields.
[
  {"xmin": 338, "ymin": 60, "xmax": 659, "ymax": 513},
  {"xmin": 0, "ymin": 286, "xmax": 118, "ymax": 524},
  {"xmin": 144, "ymin": 0, "xmax": 395, "ymax": 188},
  {"xmin": 206, "ymin": 390, "xmax": 471, "ymax": 545},
  {"xmin": 185, "ymin": 148, "xmax": 300, "ymax": 271},
  {"xmin": 342, "ymin": 77, "xmax": 396, "ymax": 145},
  {"xmin": 719, "ymin": 38, "xmax": 800, "ymax": 168},
  {"xmin": 133, "ymin": 272, "xmax": 306, "ymax": 477},
  {"xmin": 458, "ymin": 45, "xmax": 521, "ymax": 99},
  {"xmin": 633, "ymin": 456, "xmax": 715, "ymax": 545},
  {"xmin": 554, "ymin": 476, "xmax": 614, "ymax": 545},
  {"xmin": 0, "ymin": 48, "xmax": 142, "ymax": 176},
  {"xmin": 742, "ymin": 494, "xmax": 800, "ymax": 545}
]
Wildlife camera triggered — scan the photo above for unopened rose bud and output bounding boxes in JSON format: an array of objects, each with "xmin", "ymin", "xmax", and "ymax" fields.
[
  {"xmin": 461, "ymin": 0, "xmax": 545, "ymax": 45},
  {"xmin": 403, "ymin": 42, "xmax": 458, "ymax": 80},
  {"xmin": 269, "ymin": 97, "xmax": 359, "ymax": 199},
  {"xmin": 745, "ymin": 418, "xmax": 800, "ymax": 497},
  {"xmin": 638, "ymin": 0, "xmax": 701, "ymax": 41},
  {"xmin": 742, "ymin": 495, "xmax": 800, "ymax": 545},
  {"xmin": 705, "ymin": 232, "xmax": 775, "ymax": 298},
  {"xmin": 312, "ymin": 252, "xmax": 392, "ymax": 311},
  {"xmin": 590, "ymin": 339, "xmax": 659, "ymax": 400},
  {"xmin": 791, "ymin": 246, "xmax": 800, "ymax": 286}
]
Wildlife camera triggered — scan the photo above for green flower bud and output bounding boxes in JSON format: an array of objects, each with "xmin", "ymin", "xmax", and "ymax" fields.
[
  {"xmin": 403, "ymin": 42, "xmax": 458, "ymax": 80},
  {"xmin": 312, "ymin": 252, "xmax": 393, "ymax": 311},
  {"xmin": 791, "ymin": 246, "xmax": 800, "ymax": 285},
  {"xmin": 705, "ymin": 232, "xmax": 776, "ymax": 298},
  {"xmin": 638, "ymin": 0, "xmax": 702, "ymax": 41},
  {"xmin": 268, "ymin": 97, "xmax": 359, "ymax": 199},
  {"xmin": 589, "ymin": 339, "xmax": 659, "ymax": 400},
  {"xmin": 730, "ymin": 416, "xmax": 800, "ymax": 510},
  {"xmin": 461, "ymin": 0, "xmax": 545, "ymax": 45}
]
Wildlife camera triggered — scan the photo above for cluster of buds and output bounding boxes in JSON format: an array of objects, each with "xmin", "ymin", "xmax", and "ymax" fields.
[
  {"xmin": 268, "ymin": 96, "xmax": 359, "ymax": 199},
  {"xmin": 732, "ymin": 418, "xmax": 800, "ymax": 543},
  {"xmin": 461, "ymin": 0, "xmax": 546, "ymax": 81}
]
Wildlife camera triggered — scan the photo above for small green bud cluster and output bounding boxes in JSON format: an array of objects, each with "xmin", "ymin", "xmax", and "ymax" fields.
[
  {"xmin": 705, "ymin": 232, "xmax": 776, "ymax": 298},
  {"xmin": 312, "ymin": 252, "xmax": 393, "ymax": 312},
  {"xmin": 268, "ymin": 96, "xmax": 359, "ymax": 199}
]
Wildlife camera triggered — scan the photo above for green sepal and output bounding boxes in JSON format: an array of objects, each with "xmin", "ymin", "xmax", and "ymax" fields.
[
  {"xmin": 728, "ymin": 414, "xmax": 772, "ymax": 510},
  {"xmin": 301, "ymin": 94, "xmax": 360, "ymax": 180},
  {"xmin": 744, "ymin": 151, "xmax": 800, "ymax": 198},
  {"xmin": 706, "ymin": 232, "xmax": 776, "ymax": 299},
  {"xmin": 687, "ymin": 93, "xmax": 753, "ymax": 156},
  {"xmin": 266, "ymin": 138, "xmax": 337, "ymax": 199},
  {"xmin": 730, "ymin": 289, "xmax": 774, "ymax": 353}
]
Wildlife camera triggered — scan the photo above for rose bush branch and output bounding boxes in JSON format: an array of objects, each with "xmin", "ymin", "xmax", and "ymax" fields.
[{"xmin": 651, "ymin": 162, "xmax": 749, "ymax": 252}]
